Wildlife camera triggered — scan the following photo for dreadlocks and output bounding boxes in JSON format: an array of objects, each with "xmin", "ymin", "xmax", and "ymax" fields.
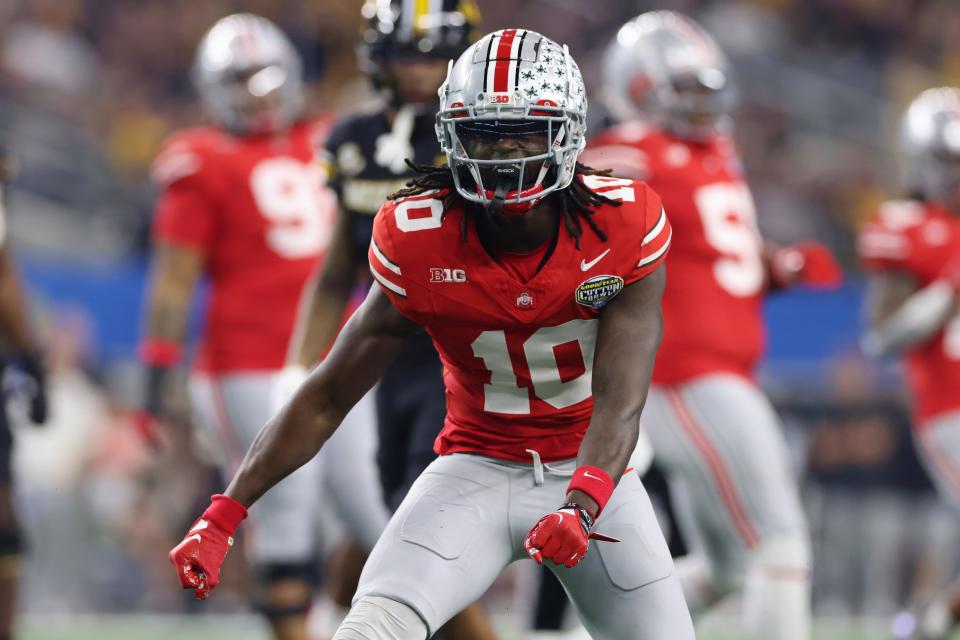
[{"xmin": 389, "ymin": 160, "xmax": 621, "ymax": 249}]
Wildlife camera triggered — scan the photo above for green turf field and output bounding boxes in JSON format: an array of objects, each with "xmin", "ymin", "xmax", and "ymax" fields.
[{"xmin": 11, "ymin": 613, "xmax": 931, "ymax": 640}]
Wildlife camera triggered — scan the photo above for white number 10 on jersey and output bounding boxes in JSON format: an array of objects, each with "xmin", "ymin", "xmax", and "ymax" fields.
[{"xmin": 471, "ymin": 319, "xmax": 597, "ymax": 414}]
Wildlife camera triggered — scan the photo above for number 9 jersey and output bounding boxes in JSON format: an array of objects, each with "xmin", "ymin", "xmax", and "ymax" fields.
[
  {"xmin": 584, "ymin": 123, "xmax": 766, "ymax": 384},
  {"xmin": 150, "ymin": 120, "xmax": 337, "ymax": 372},
  {"xmin": 368, "ymin": 176, "xmax": 671, "ymax": 462}
]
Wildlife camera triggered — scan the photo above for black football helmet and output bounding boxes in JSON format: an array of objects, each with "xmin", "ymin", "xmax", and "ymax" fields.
[{"xmin": 359, "ymin": 0, "xmax": 481, "ymax": 94}]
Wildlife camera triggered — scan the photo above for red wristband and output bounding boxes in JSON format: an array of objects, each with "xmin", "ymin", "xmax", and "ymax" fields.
[
  {"xmin": 139, "ymin": 339, "xmax": 182, "ymax": 367},
  {"xmin": 567, "ymin": 466, "xmax": 615, "ymax": 517},
  {"xmin": 203, "ymin": 494, "xmax": 248, "ymax": 533}
]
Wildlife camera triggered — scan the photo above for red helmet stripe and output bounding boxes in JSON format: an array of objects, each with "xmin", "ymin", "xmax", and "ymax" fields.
[
  {"xmin": 492, "ymin": 28, "xmax": 518, "ymax": 93},
  {"xmin": 238, "ymin": 16, "xmax": 260, "ymax": 65}
]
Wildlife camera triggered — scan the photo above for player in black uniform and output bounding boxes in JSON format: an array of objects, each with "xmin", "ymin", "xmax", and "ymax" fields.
[
  {"xmin": 0, "ymin": 147, "xmax": 47, "ymax": 640},
  {"xmin": 281, "ymin": 2, "xmax": 496, "ymax": 638}
]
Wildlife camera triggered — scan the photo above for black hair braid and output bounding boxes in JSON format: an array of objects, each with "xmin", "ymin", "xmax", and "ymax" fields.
[{"xmin": 388, "ymin": 161, "xmax": 621, "ymax": 246}]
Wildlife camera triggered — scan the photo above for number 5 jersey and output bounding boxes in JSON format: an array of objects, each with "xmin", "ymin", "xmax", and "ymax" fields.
[
  {"xmin": 150, "ymin": 120, "xmax": 337, "ymax": 373},
  {"xmin": 368, "ymin": 176, "xmax": 671, "ymax": 462},
  {"xmin": 584, "ymin": 123, "xmax": 767, "ymax": 385}
]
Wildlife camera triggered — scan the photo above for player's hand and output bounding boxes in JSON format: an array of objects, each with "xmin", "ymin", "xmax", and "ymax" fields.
[
  {"xmin": 269, "ymin": 364, "xmax": 308, "ymax": 416},
  {"xmin": 771, "ymin": 242, "xmax": 843, "ymax": 289},
  {"xmin": 6, "ymin": 352, "xmax": 48, "ymax": 426},
  {"xmin": 135, "ymin": 364, "xmax": 174, "ymax": 450},
  {"xmin": 169, "ymin": 494, "xmax": 248, "ymax": 600},
  {"xmin": 523, "ymin": 503, "xmax": 620, "ymax": 568},
  {"xmin": 131, "ymin": 409, "xmax": 168, "ymax": 450}
]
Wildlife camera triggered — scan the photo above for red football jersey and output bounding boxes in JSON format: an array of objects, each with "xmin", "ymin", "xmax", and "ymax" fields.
[
  {"xmin": 151, "ymin": 120, "xmax": 337, "ymax": 373},
  {"xmin": 584, "ymin": 123, "xmax": 766, "ymax": 384},
  {"xmin": 858, "ymin": 200, "xmax": 960, "ymax": 424},
  {"xmin": 368, "ymin": 176, "xmax": 671, "ymax": 462}
]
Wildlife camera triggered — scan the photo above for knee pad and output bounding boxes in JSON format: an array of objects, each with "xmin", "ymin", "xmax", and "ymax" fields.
[
  {"xmin": 333, "ymin": 596, "xmax": 428, "ymax": 640},
  {"xmin": 253, "ymin": 561, "xmax": 319, "ymax": 621}
]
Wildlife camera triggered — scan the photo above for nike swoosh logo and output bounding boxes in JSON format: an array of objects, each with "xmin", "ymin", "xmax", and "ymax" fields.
[
  {"xmin": 185, "ymin": 534, "xmax": 202, "ymax": 545},
  {"xmin": 189, "ymin": 519, "xmax": 209, "ymax": 534},
  {"xmin": 583, "ymin": 471, "xmax": 602, "ymax": 481},
  {"xmin": 580, "ymin": 249, "xmax": 610, "ymax": 271}
]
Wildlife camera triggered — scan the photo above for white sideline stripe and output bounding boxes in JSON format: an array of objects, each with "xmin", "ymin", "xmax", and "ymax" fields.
[
  {"xmin": 371, "ymin": 240, "xmax": 401, "ymax": 275},
  {"xmin": 370, "ymin": 264, "xmax": 407, "ymax": 297},
  {"xmin": 638, "ymin": 229, "xmax": 672, "ymax": 267},
  {"xmin": 642, "ymin": 208, "xmax": 667, "ymax": 246}
]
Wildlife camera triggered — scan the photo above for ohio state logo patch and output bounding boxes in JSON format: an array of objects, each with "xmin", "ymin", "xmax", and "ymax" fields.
[{"xmin": 575, "ymin": 275, "xmax": 624, "ymax": 309}]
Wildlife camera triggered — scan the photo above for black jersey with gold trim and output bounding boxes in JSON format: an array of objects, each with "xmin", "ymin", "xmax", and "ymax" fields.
[{"xmin": 321, "ymin": 107, "xmax": 445, "ymax": 259}]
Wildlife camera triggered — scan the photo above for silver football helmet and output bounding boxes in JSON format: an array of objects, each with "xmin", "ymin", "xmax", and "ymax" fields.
[
  {"xmin": 900, "ymin": 87, "xmax": 960, "ymax": 211},
  {"xmin": 436, "ymin": 29, "xmax": 587, "ymax": 213},
  {"xmin": 602, "ymin": 11, "xmax": 737, "ymax": 142},
  {"xmin": 192, "ymin": 14, "xmax": 304, "ymax": 135}
]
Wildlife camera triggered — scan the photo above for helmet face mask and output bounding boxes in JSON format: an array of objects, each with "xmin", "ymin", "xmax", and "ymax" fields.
[
  {"xmin": 193, "ymin": 14, "xmax": 304, "ymax": 136},
  {"xmin": 603, "ymin": 11, "xmax": 738, "ymax": 143},
  {"xmin": 900, "ymin": 87, "xmax": 960, "ymax": 212},
  {"xmin": 436, "ymin": 30, "xmax": 587, "ymax": 214},
  {"xmin": 663, "ymin": 68, "xmax": 737, "ymax": 141}
]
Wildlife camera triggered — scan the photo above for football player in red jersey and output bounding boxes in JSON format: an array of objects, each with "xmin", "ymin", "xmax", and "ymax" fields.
[
  {"xmin": 169, "ymin": 29, "xmax": 695, "ymax": 639},
  {"xmin": 583, "ymin": 12, "xmax": 841, "ymax": 640},
  {"xmin": 139, "ymin": 14, "xmax": 389, "ymax": 640},
  {"xmin": 859, "ymin": 87, "xmax": 960, "ymax": 640},
  {"xmin": 273, "ymin": 2, "xmax": 498, "ymax": 638}
]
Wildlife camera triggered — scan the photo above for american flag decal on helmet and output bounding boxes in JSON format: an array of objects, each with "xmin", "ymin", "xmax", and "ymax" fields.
[{"xmin": 483, "ymin": 29, "xmax": 529, "ymax": 94}]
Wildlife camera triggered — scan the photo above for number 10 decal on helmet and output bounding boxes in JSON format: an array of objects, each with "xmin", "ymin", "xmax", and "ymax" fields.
[{"xmin": 435, "ymin": 30, "xmax": 588, "ymax": 215}]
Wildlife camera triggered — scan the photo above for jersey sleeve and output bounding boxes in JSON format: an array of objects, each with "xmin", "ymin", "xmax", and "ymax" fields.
[
  {"xmin": 368, "ymin": 200, "xmax": 417, "ymax": 320},
  {"xmin": 857, "ymin": 201, "xmax": 948, "ymax": 280},
  {"xmin": 150, "ymin": 140, "xmax": 216, "ymax": 254},
  {"xmin": 617, "ymin": 181, "xmax": 671, "ymax": 285},
  {"xmin": 319, "ymin": 117, "xmax": 353, "ymax": 199}
]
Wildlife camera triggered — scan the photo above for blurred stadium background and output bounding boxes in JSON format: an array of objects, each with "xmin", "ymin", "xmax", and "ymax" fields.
[{"xmin": 2, "ymin": 0, "xmax": 960, "ymax": 638}]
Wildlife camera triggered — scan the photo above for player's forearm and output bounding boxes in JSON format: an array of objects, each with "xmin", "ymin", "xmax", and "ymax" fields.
[
  {"xmin": 572, "ymin": 349, "xmax": 653, "ymax": 513},
  {"xmin": 143, "ymin": 243, "xmax": 203, "ymax": 345},
  {"xmin": 287, "ymin": 282, "xmax": 351, "ymax": 368},
  {"xmin": 226, "ymin": 378, "xmax": 344, "ymax": 506},
  {"xmin": 571, "ymin": 271, "xmax": 665, "ymax": 515},
  {"xmin": 863, "ymin": 280, "xmax": 956, "ymax": 355},
  {"xmin": 0, "ymin": 250, "xmax": 35, "ymax": 353},
  {"xmin": 229, "ymin": 285, "xmax": 416, "ymax": 507},
  {"xmin": 145, "ymin": 299, "xmax": 190, "ymax": 344},
  {"xmin": 286, "ymin": 218, "xmax": 357, "ymax": 368}
]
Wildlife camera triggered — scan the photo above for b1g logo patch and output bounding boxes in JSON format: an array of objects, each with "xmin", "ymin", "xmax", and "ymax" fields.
[{"xmin": 575, "ymin": 275, "xmax": 624, "ymax": 309}]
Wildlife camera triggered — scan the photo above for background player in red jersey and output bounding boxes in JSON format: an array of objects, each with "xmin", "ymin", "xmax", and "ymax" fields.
[
  {"xmin": 168, "ymin": 29, "xmax": 695, "ymax": 639},
  {"xmin": 0, "ymin": 148, "xmax": 48, "ymax": 640},
  {"xmin": 858, "ymin": 87, "xmax": 960, "ymax": 640},
  {"xmin": 583, "ymin": 12, "xmax": 842, "ymax": 640},
  {"xmin": 138, "ymin": 14, "xmax": 390, "ymax": 640}
]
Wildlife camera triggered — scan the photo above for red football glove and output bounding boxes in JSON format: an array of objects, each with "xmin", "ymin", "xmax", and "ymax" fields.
[
  {"xmin": 132, "ymin": 409, "xmax": 166, "ymax": 450},
  {"xmin": 770, "ymin": 242, "xmax": 843, "ymax": 289},
  {"xmin": 168, "ymin": 494, "xmax": 248, "ymax": 600},
  {"xmin": 523, "ymin": 503, "xmax": 620, "ymax": 568}
]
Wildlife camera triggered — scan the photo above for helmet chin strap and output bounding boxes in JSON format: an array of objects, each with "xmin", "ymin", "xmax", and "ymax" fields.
[{"xmin": 487, "ymin": 166, "xmax": 519, "ymax": 218}]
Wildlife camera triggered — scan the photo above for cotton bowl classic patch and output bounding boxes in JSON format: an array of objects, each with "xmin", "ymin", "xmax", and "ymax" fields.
[{"xmin": 575, "ymin": 275, "xmax": 624, "ymax": 309}]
